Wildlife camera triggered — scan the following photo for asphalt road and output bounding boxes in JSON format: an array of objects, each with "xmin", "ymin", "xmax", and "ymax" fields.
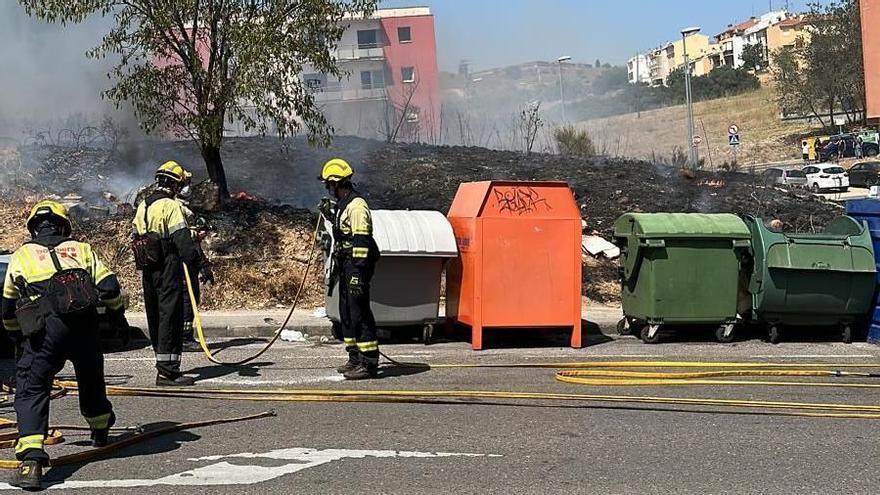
[{"xmin": 1, "ymin": 331, "xmax": 880, "ymax": 494}]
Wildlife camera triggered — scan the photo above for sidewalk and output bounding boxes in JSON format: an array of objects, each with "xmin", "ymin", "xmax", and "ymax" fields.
[{"xmin": 125, "ymin": 301, "xmax": 624, "ymax": 339}]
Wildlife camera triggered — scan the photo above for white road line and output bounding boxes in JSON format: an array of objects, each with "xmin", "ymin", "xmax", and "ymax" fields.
[
  {"xmin": 747, "ymin": 354, "xmax": 876, "ymax": 359},
  {"xmin": 197, "ymin": 375, "xmax": 345, "ymax": 386},
  {"xmin": 0, "ymin": 447, "xmax": 502, "ymax": 490}
]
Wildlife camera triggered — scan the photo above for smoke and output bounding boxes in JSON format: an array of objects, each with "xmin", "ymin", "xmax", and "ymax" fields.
[{"xmin": 0, "ymin": 4, "xmax": 137, "ymax": 140}]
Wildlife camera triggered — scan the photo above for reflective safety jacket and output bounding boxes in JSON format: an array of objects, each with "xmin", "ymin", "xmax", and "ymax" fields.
[
  {"xmin": 1, "ymin": 235, "xmax": 123, "ymax": 333},
  {"xmin": 333, "ymin": 191, "xmax": 377, "ymax": 268},
  {"xmin": 132, "ymin": 192, "xmax": 199, "ymax": 265}
]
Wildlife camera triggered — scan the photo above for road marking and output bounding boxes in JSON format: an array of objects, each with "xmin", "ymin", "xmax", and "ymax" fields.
[
  {"xmin": 0, "ymin": 447, "xmax": 502, "ymax": 490},
  {"xmin": 198, "ymin": 375, "xmax": 345, "ymax": 386},
  {"xmin": 103, "ymin": 357, "xmax": 156, "ymax": 362},
  {"xmin": 747, "ymin": 354, "xmax": 876, "ymax": 359}
]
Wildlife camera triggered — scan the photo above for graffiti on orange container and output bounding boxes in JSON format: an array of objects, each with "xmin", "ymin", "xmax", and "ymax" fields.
[{"xmin": 492, "ymin": 187, "xmax": 553, "ymax": 215}]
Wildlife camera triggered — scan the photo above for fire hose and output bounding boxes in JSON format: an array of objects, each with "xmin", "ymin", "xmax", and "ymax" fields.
[{"xmin": 8, "ymin": 216, "xmax": 880, "ymax": 470}]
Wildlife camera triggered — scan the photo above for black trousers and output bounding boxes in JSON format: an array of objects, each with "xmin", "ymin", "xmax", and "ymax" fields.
[
  {"xmin": 15, "ymin": 311, "xmax": 113, "ymax": 462},
  {"xmin": 182, "ymin": 260, "xmax": 201, "ymax": 341},
  {"xmin": 338, "ymin": 260, "xmax": 378, "ymax": 367},
  {"xmin": 142, "ymin": 254, "xmax": 183, "ymax": 377}
]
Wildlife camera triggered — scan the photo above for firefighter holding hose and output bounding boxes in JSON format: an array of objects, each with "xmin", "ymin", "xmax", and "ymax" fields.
[
  {"xmin": 319, "ymin": 158, "xmax": 381, "ymax": 380},
  {"xmin": 2, "ymin": 200, "xmax": 123, "ymax": 489},
  {"xmin": 132, "ymin": 161, "xmax": 212, "ymax": 386}
]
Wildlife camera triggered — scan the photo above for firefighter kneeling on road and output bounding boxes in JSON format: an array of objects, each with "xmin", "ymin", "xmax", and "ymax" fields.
[
  {"xmin": 2, "ymin": 200, "xmax": 123, "ymax": 490},
  {"xmin": 320, "ymin": 158, "xmax": 381, "ymax": 380},
  {"xmin": 132, "ymin": 161, "xmax": 211, "ymax": 386}
]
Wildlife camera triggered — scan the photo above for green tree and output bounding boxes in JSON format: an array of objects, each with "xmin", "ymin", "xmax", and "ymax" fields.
[
  {"xmin": 741, "ymin": 43, "xmax": 766, "ymax": 72},
  {"xmin": 770, "ymin": 0, "xmax": 864, "ymax": 127},
  {"xmin": 19, "ymin": 0, "xmax": 378, "ymax": 202}
]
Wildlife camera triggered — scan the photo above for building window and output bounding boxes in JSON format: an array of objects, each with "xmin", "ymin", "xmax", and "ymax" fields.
[
  {"xmin": 357, "ymin": 29, "xmax": 380, "ymax": 49},
  {"xmin": 303, "ymin": 73, "xmax": 327, "ymax": 90},
  {"xmin": 401, "ymin": 66, "xmax": 415, "ymax": 83},
  {"xmin": 360, "ymin": 70, "xmax": 385, "ymax": 89},
  {"xmin": 398, "ymin": 26, "xmax": 412, "ymax": 43}
]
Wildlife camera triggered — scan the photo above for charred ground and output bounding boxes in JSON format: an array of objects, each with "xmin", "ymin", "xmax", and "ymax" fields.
[{"xmin": 0, "ymin": 136, "xmax": 841, "ymax": 307}]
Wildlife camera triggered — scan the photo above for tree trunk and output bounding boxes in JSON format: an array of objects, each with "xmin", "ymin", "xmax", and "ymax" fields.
[{"xmin": 201, "ymin": 142, "xmax": 230, "ymax": 204}]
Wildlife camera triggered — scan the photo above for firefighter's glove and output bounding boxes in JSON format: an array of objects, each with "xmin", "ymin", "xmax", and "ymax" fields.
[
  {"xmin": 318, "ymin": 198, "xmax": 334, "ymax": 220},
  {"xmin": 198, "ymin": 265, "xmax": 215, "ymax": 286},
  {"xmin": 348, "ymin": 273, "xmax": 365, "ymax": 297}
]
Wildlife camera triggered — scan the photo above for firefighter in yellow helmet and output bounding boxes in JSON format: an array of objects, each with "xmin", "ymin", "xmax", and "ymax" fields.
[
  {"xmin": 132, "ymin": 161, "xmax": 211, "ymax": 386},
  {"xmin": 320, "ymin": 158, "xmax": 381, "ymax": 379},
  {"xmin": 2, "ymin": 200, "xmax": 123, "ymax": 489}
]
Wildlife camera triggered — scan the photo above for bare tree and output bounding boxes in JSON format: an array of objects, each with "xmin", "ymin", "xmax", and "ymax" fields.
[{"xmin": 518, "ymin": 102, "xmax": 543, "ymax": 155}]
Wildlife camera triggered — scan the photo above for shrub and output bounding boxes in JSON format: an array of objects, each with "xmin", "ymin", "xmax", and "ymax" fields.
[{"xmin": 554, "ymin": 125, "xmax": 596, "ymax": 156}]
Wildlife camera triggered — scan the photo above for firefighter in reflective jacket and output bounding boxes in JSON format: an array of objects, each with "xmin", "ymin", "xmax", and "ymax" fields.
[
  {"xmin": 1, "ymin": 200, "xmax": 122, "ymax": 490},
  {"xmin": 320, "ymin": 158, "xmax": 380, "ymax": 380},
  {"xmin": 133, "ymin": 161, "xmax": 209, "ymax": 386}
]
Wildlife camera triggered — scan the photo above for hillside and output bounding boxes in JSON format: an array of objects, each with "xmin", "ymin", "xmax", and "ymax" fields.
[{"xmin": 578, "ymin": 87, "xmax": 822, "ymax": 167}]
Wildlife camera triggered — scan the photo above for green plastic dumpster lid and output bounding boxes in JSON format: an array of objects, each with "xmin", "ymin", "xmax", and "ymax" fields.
[{"xmin": 614, "ymin": 213, "xmax": 751, "ymax": 239}]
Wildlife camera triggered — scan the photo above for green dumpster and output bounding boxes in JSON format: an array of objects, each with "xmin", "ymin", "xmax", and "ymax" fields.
[
  {"xmin": 614, "ymin": 213, "xmax": 752, "ymax": 343},
  {"xmin": 744, "ymin": 215, "xmax": 876, "ymax": 343}
]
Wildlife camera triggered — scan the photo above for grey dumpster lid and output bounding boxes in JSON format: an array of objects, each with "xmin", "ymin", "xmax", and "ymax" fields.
[{"xmin": 372, "ymin": 210, "xmax": 458, "ymax": 257}]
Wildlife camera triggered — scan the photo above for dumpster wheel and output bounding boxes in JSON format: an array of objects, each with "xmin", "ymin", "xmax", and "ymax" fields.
[
  {"xmin": 423, "ymin": 323, "xmax": 434, "ymax": 345},
  {"xmin": 640, "ymin": 324, "xmax": 662, "ymax": 344},
  {"xmin": 841, "ymin": 324, "xmax": 854, "ymax": 344},
  {"xmin": 767, "ymin": 325, "xmax": 781, "ymax": 345},
  {"xmin": 715, "ymin": 324, "xmax": 736, "ymax": 344}
]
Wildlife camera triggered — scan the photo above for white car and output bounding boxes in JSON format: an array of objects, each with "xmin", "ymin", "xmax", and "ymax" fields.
[{"xmin": 802, "ymin": 163, "xmax": 849, "ymax": 192}]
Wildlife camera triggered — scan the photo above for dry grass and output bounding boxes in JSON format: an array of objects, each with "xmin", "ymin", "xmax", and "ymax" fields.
[{"xmin": 579, "ymin": 87, "xmax": 822, "ymax": 167}]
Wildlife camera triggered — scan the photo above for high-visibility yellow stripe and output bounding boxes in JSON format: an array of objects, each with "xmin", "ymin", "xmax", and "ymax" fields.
[
  {"xmin": 352, "ymin": 247, "xmax": 369, "ymax": 259},
  {"xmin": 85, "ymin": 412, "xmax": 113, "ymax": 430},
  {"xmin": 14, "ymin": 435, "xmax": 43, "ymax": 455},
  {"xmin": 3, "ymin": 319, "xmax": 19, "ymax": 332},
  {"xmin": 102, "ymin": 294, "xmax": 124, "ymax": 311},
  {"xmin": 357, "ymin": 341, "xmax": 379, "ymax": 352},
  {"xmin": 343, "ymin": 338, "xmax": 356, "ymax": 345}
]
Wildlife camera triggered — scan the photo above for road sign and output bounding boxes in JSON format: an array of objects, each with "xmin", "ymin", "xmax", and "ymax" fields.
[
  {"xmin": 729, "ymin": 134, "xmax": 741, "ymax": 146},
  {"xmin": 728, "ymin": 124, "xmax": 739, "ymax": 135},
  {"xmin": 692, "ymin": 134, "xmax": 703, "ymax": 147}
]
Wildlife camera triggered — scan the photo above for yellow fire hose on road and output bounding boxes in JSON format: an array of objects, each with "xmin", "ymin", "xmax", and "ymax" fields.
[{"xmin": 8, "ymin": 216, "xmax": 880, "ymax": 472}]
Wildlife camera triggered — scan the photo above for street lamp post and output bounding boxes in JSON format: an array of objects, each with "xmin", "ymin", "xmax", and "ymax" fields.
[
  {"xmin": 557, "ymin": 55, "xmax": 572, "ymax": 122},
  {"xmin": 681, "ymin": 26, "xmax": 700, "ymax": 167}
]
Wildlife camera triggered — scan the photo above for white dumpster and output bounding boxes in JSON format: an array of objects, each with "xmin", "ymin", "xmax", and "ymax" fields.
[{"xmin": 324, "ymin": 210, "xmax": 458, "ymax": 341}]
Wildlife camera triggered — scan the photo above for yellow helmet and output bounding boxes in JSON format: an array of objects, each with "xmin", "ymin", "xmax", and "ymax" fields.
[
  {"xmin": 155, "ymin": 160, "xmax": 189, "ymax": 183},
  {"xmin": 319, "ymin": 158, "xmax": 354, "ymax": 182},
  {"xmin": 27, "ymin": 199, "xmax": 71, "ymax": 235}
]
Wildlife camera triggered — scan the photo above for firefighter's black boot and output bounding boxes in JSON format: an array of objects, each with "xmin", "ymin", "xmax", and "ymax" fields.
[
  {"xmin": 343, "ymin": 364, "xmax": 378, "ymax": 380},
  {"xmin": 336, "ymin": 359, "xmax": 359, "ymax": 374},
  {"xmin": 156, "ymin": 373, "xmax": 195, "ymax": 386},
  {"xmin": 90, "ymin": 411, "xmax": 116, "ymax": 448},
  {"xmin": 10, "ymin": 460, "xmax": 42, "ymax": 491},
  {"xmin": 181, "ymin": 339, "xmax": 201, "ymax": 353}
]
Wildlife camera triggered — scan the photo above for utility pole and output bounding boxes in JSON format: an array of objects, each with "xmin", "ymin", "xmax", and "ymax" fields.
[
  {"xmin": 682, "ymin": 26, "xmax": 701, "ymax": 167},
  {"xmin": 635, "ymin": 53, "xmax": 642, "ymax": 119},
  {"xmin": 557, "ymin": 55, "xmax": 572, "ymax": 122}
]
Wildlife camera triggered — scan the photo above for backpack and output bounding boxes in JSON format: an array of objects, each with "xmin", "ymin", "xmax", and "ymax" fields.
[
  {"xmin": 44, "ymin": 247, "xmax": 99, "ymax": 315},
  {"xmin": 132, "ymin": 198, "xmax": 164, "ymax": 270}
]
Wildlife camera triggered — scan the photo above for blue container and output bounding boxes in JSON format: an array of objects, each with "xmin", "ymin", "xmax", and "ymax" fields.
[{"xmin": 846, "ymin": 199, "xmax": 880, "ymax": 343}]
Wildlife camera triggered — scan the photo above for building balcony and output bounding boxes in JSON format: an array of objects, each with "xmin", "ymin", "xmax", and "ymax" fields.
[
  {"xmin": 312, "ymin": 83, "xmax": 387, "ymax": 102},
  {"xmin": 334, "ymin": 44, "xmax": 386, "ymax": 61}
]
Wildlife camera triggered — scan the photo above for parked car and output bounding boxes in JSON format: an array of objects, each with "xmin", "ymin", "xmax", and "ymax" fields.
[
  {"xmin": 802, "ymin": 163, "xmax": 850, "ymax": 192},
  {"xmin": 846, "ymin": 161, "xmax": 880, "ymax": 188},
  {"xmin": 818, "ymin": 134, "xmax": 880, "ymax": 161},
  {"xmin": 762, "ymin": 167, "xmax": 808, "ymax": 188}
]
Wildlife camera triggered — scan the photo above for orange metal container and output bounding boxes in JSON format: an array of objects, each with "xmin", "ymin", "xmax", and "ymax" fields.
[{"xmin": 445, "ymin": 181, "xmax": 582, "ymax": 350}]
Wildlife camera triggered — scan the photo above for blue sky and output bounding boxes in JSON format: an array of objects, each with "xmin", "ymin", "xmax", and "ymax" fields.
[{"xmin": 379, "ymin": 0, "xmax": 827, "ymax": 72}]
